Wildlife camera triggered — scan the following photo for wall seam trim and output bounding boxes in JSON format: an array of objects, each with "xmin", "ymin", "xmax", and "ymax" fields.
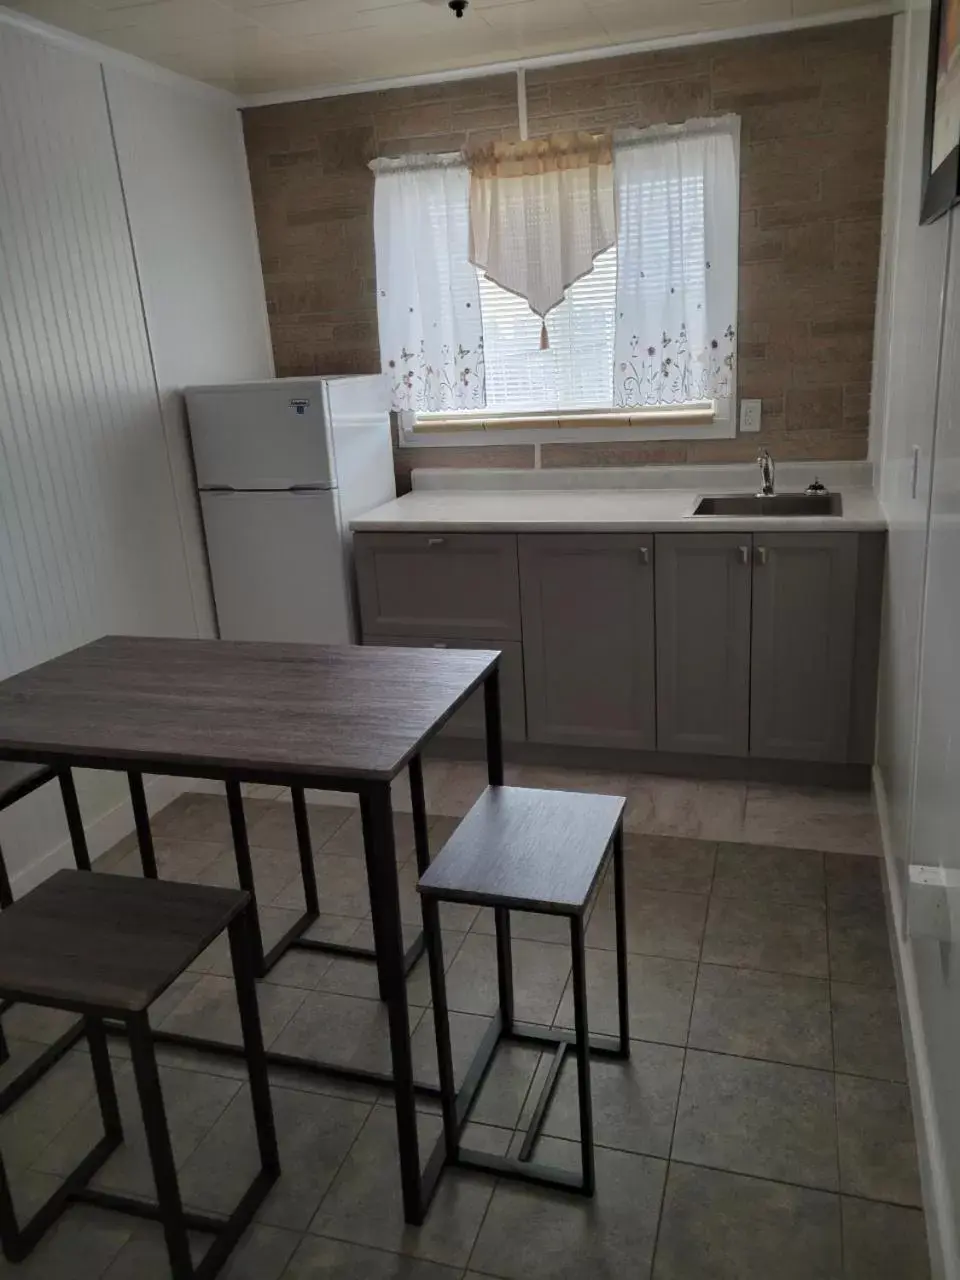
[
  {"xmin": 99, "ymin": 62, "xmax": 202, "ymax": 638},
  {"xmin": 903, "ymin": 215, "xmax": 953, "ymax": 889}
]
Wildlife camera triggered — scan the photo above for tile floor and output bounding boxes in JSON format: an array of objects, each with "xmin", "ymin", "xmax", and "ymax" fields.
[{"xmin": 0, "ymin": 766, "xmax": 930, "ymax": 1279}]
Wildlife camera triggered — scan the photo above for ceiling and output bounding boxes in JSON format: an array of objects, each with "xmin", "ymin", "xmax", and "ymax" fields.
[{"xmin": 4, "ymin": 0, "xmax": 883, "ymax": 97}]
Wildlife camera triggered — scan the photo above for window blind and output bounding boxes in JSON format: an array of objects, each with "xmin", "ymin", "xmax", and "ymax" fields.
[{"xmin": 477, "ymin": 245, "xmax": 617, "ymax": 413}]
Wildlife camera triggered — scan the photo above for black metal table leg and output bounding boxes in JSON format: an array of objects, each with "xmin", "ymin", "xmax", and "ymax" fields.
[
  {"xmin": 612, "ymin": 822, "xmax": 630, "ymax": 1056},
  {"xmin": 483, "ymin": 666, "xmax": 504, "ymax": 787},
  {"xmin": 409, "ymin": 755, "xmax": 431, "ymax": 878},
  {"xmin": 361, "ymin": 783, "xmax": 423, "ymax": 1224},
  {"xmin": 484, "ymin": 664, "xmax": 514, "ymax": 1030},
  {"xmin": 128, "ymin": 773, "xmax": 157, "ymax": 879},
  {"xmin": 570, "ymin": 914, "xmax": 595, "ymax": 1196},
  {"xmin": 127, "ymin": 1010, "xmax": 193, "ymax": 1280},
  {"xmin": 58, "ymin": 770, "xmax": 90, "ymax": 871},
  {"xmin": 291, "ymin": 787, "xmax": 321, "ymax": 918},
  {"xmin": 225, "ymin": 782, "xmax": 265, "ymax": 976},
  {"xmin": 0, "ymin": 839, "xmax": 12, "ymax": 912},
  {"xmin": 228, "ymin": 903, "xmax": 280, "ymax": 1177}
]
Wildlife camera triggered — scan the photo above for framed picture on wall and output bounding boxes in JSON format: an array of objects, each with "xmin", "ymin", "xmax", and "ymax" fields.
[{"xmin": 922, "ymin": 0, "xmax": 960, "ymax": 222}]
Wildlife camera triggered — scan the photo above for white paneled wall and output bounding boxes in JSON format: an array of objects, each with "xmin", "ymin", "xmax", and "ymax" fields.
[
  {"xmin": 0, "ymin": 17, "xmax": 270, "ymax": 889},
  {"xmin": 873, "ymin": 7, "xmax": 960, "ymax": 1276},
  {"xmin": 104, "ymin": 65, "xmax": 273, "ymax": 634}
]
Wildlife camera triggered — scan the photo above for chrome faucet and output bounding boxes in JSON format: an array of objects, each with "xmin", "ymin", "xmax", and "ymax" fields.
[{"xmin": 757, "ymin": 448, "xmax": 775, "ymax": 497}]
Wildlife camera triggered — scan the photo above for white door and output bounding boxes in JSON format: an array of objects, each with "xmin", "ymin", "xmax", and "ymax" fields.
[
  {"xmin": 200, "ymin": 490, "xmax": 352, "ymax": 644},
  {"xmin": 187, "ymin": 381, "xmax": 335, "ymax": 490}
]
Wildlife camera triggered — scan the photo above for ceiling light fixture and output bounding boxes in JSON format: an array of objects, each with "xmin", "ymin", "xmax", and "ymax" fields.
[{"xmin": 448, "ymin": 0, "xmax": 469, "ymax": 15}]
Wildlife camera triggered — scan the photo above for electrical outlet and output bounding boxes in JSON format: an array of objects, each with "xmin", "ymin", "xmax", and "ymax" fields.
[
  {"xmin": 739, "ymin": 399, "xmax": 762, "ymax": 433},
  {"xmin": 907, "ymin": 864, "xmax": 958, "ymax": 942}
]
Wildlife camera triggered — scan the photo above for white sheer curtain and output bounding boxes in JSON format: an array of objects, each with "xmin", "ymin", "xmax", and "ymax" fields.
[
  {"xmin": 371, "ymin": 155, "xmax": 484, "ymax": 413},
  {"xmin": 613, "ymin": 116, "xmax": 740, "ymax": 408},
  {"xmin": 468, "ymin": 135, "xmax": 615, "ymax": 349}
]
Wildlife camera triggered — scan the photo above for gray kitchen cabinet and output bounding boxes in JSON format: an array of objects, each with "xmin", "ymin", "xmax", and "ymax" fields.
[
  {"xmin": 354, "ymin": 531, "xmax": 521, "ymax": 640},
  {"xmin": 519, "ymin": 533, "xmax": 656, "ymax": 749},
  {"xmin": 750, "ymin": 532, "xmax": 859, "ymax": 762},
  {"xmin": 655, "ymin": 533, "xmax": 753, "ymax": 757},
  {"xmin": 370, "ymin": 636, "xmax": 526, "ymax": 742}
]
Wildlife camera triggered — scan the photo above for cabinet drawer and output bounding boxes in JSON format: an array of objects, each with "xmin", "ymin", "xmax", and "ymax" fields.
[
  {"xmin": 355, "ymin": 532, "xmax": 521, "ymax": 641},
  {"xmin": 369, "ymin": 637, "xmax": 526, "ymax": 742}
]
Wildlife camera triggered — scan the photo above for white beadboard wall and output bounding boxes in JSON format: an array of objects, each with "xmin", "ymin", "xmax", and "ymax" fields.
[{"xmin": 0, "ymin": 16, "xmax": 271, "ymax": 891}]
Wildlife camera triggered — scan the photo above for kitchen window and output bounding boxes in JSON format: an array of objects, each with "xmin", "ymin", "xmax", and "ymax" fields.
[{"xmin": 370, "ymin": 116, "xmax": 739, "ymax": 446}]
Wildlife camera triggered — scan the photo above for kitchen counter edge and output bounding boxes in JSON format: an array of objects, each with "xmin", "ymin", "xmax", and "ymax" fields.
[{"xmin": 350, "ymin": 489, "xmax": 887, "ymax": 534}]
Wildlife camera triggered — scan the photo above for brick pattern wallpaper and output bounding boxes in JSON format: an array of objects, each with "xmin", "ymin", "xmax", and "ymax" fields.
[{"xmin": 242, "ymin": 19, "xmax": 891, "ymax": 489}]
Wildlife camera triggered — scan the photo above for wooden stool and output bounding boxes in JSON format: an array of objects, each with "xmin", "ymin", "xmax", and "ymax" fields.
[
  {"xmin": 0, "ymin": 762, "xmax": 91, "ymax": 1097},
  {"xmin": 0, "ymin": 870, "xmax": 279, "ymax": 1280},
  {"xmin": 417, "ymin": 786, "xmax": 629, "ymax": 1197}
]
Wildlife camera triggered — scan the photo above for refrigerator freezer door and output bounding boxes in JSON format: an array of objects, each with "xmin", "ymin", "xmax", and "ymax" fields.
[
  {"xmin": 200, "ymin": 490, "xmax": 352, "ymax": 644},
  {"xmin": 187, "ymin": 381, "xmax": 335, "ymax": 490}
]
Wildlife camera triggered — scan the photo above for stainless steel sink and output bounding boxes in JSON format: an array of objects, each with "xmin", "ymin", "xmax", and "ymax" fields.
[{"xmin": 693, "ymin": 493, "xmax": 843, "ymax": 517}]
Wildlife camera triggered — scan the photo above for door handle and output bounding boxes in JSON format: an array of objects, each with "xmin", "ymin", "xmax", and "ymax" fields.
[
  {"xmin": 737, "ymin": 545, "xmax": 749, "ymax": 565},
  {"xmin": 639, "ymin": 547, "xmax": 650, "ymax": 565},
  {"xmin": 756, "ymin": 546, "xmax": 768, "ymax": 566},
  {"xmin": 427, "ymin": 536, "xmax": 446, "ymax": 547}
]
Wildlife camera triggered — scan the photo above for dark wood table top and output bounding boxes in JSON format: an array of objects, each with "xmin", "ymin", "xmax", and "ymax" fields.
[
  {"xmin": 0, "ymin": 870, "xmax": 248, "ymax": 1014},
  {"xmin": 418, "ymin": 786, "xmax": 625, "ymax": 916},
  {"xmin": 0, "ymin": 636, "xmax": 499, "ymax": 783}
]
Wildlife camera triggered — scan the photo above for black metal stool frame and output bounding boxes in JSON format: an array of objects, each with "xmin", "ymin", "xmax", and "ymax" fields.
[
  {"xmin": 422, "ymin": 818, "xmax": 630, "ymax": 1197},
  {"xmin": 0, "ymin": 901, "xmax": 280, "ymax": 1280},
  {"xmin": 0, "ymin": 766, "xmax": 91, "ymax": 1109}
]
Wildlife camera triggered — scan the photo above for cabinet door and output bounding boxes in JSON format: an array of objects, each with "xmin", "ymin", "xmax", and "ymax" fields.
[
  {"xmin": 750, "ymin": 533, "xmax": 858, "ymax": 762},
  {"xmin": 656, "ymin": 533, "xmax": 752, "ymax": 757},
  {"xmin": 370, "ymin": 637, "xmax": 526, "ymax": 742},
  {"xmin": 520, "ymin": 534, "xmax": 656, "ymax": 749},
  {"xmin": 355, "ymin": 532, "xmax": 521, "ymax": 641}
]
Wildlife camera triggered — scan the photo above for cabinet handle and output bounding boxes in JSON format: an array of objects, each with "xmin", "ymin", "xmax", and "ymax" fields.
[
  {"xmin": 426, "ymin": 536, "xmax": 446, "ymax": 547},
  {"xmin": 639, "ymin": 546, "xmax": 650, "ymax": 565},
  {"xmin": 432, "ymin": 642, "xmax": 448, "ymax": 649},
  {"xmin": 737, "ymin": 545, "xmax": 749, "ymax": 565},
  {"xmin": 756, "ymin": 545, "xmax": 768, "ymax": 566}
]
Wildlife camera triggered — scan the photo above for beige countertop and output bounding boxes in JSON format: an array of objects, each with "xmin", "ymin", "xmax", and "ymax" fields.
[{"xmin": 351, "ymin": 487, "xmax": 887, "ymax": 533}]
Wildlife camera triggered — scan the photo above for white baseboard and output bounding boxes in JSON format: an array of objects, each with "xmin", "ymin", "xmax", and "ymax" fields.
[
  {"xmin": 10, "ymin": 774, "xmax": 190, "ymax": 898},
  {"xmin": 873, "ymin": 766, "xmax": 959, "ymax": 1280}
]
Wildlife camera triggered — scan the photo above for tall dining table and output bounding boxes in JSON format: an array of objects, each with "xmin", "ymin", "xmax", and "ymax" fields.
[{"xmin": 0, "ymin": 635, "xmax": 503, "ymax": 1224}]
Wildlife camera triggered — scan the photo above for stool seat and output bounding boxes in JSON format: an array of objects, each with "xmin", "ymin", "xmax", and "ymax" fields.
[
  {"xmin": 0, "ymin": 761, "xmax": 55, "ymax": 809},
  {"xmin": 417, "ymin": 786, "xmax": 625, "ymax": 916},
  {"xmin": 0, "ymin": 870, "xmax": 247, "ymax": 1015}
]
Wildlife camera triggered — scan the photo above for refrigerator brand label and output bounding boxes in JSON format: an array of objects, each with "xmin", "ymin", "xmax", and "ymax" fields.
[{"xmin": 289, "ymin": 398, "xmax": 310, "ymax": 415}]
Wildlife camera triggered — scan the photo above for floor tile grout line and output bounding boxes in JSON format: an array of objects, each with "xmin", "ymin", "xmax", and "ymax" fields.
[
  {"xmin": 665, "ymin": 1155, "xmax": 923, "ymax": 1211},
  {"xmin": 823, "ymin": 869, "xmax": 845, "ymax": 1271},
  {"xmin": 301, "ymin": 1089, "xmax": 379, "ymax": 1233},
  {"xmin": 649, "ymin": 837, "xmax": 718, "ymax": 1276}
]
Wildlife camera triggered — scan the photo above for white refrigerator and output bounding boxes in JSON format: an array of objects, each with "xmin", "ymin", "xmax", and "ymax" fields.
[{"xmin": 185, "ymin": 375, "xmax": 395, "ymax": 644}]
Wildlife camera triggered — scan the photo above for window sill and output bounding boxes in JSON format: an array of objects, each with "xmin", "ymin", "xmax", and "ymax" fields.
[{"xmin": 401, "ymin": 401, "xmax": 735, "ymax": 447}]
